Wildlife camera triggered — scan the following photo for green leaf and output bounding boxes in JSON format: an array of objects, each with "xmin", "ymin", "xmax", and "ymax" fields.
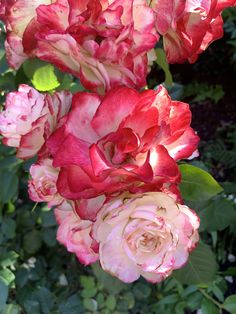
[
  {"xmin": 0, "ymin": 304, "xmax": 21, "ymax": 314},
  {"xmin": 0, "ymin": 170, "xmax": 19, "ymax": 203},
  {"xmin": 133, "ymin": 283, "xmax": 151, "ymax": 299},
  {"xmin": 223, "ymin": 295, "xmax": 236, "ymax": 313},
  {"xmin": 199, "ymin": 198, "xmax": 236, "ymax": 231},
  {"xmin": 0, "ymin": 280, "xmax": 8, "ymax": 309},
  {"xmin": 15, "ymin": 268, "xmax": 29, "ymax": 288},
  {"xmin": 23, "ymin": 300, "xmax": 40, "ymax": 314},
  {"xmin": 0, "ymin": 144, "xmax": 15, "ymax": 156},
  {"xmin": 0, "ymin": 54, "xmax": 9, "ymax": 75},
  {"xmin": 23, "ymin": 59, "xmax": 60, "ymax": 92},
  {"xmin": 14, "ymin": 64, "xmax": 30, "ymax": 87},
  {"xmin": 155, "ymin": 48, "xmax": 173, "ymax": 86},
  {"xmin": 179, "ymin": 164, "xmax": 223, "ymax": 202},
  {"xmin": 221, "ymin": 182, "xmax": 236, "ymax": 194},
  {"xmin": 34, "ymin": 287, "xmax": 54, "ymax": 314},
  {"xmin": 175, "ymin": 301, "xmax": 186, "ymax": 314},
  {"xmin": 0, "ymin": 251, "xmax": 19, "ymax": 268},
  {"xmin": 23, "ymin": 230, "xmax": 42, "ymax": 254},
  {"xmin": 83, "ymin": 298, "xmax": 98, "ymax": 312},
  {"xmin": 223, "ymin": 267, "xmax": 236, "ymax": 276},
  {"xmin": 157, "ymin": 294, "xmax": 179, "ymax": 305},
  {"xmin": 96, "ymin": 293, "xmax": 105, "ymax": 309},
  {"xmin": 17, "ymin": 209, "xmax": 37, "ymax": 229},
  {"xmin": 42, "ymin": 228, "xmax": 57, "ymax": 247},
  {"xmin": 0, "ymin": 73, "xmax": 16, "ymax": 91},
  {"xmin": 185, "ymin": 291, "xmax": 203, "ymax": 311},
  {"xmin": 201, "ymin": 298, "xmax": 220, "ymax": 314},
  {"xmin": 81, "ymin": 287, "xmax": 97, "ymax": 299},
  {"xmin": 55, "ymin": 72, "xmax": 73, "ymax": 91},
  {"xmin": 105, "ymin": 295, "xmax": 116, "ymax": 311},
  {"xmin": 0, "ymin": 269, "xmax": 15, "ymax": 286},
  {"xmin": 80, "ymin": 276, "xmax": 95, "ymax": 290},
  {"xmin": 23, "ymin": 59, "xmax": 45, "ymax": 78},
  {"xmin": 163, "ymin": 278, "xmax": 180, "ymax": 293},
  {"xmin": 212, "ymin": 283, "xmax": 225, "ymax": 302},
  {"xmin": 167, "ymin": 83, "xmax": 183, "ymax": 100},
  {"xmin": 2, "ymin": 218, "xmax": 16, "ymax": 240},
  {"xmin": 59, "ymin": 294, "xmax": 83, "ymax": 314},
  {"xmin": 174, "ymin": 243, "xmax": 217, "ymax": 285},
  {"xmin": 41, "ymin": 211, "xmax": 56, "ymax": 228},
  {"xmin": 0, "ymin": 157, "xmax": 22, "ymax": 170},
  {"xmin": 92, "ymin": 263, "xmax": 127, "ymax": 295},
  {"xmin": 68, "ymin": 82, "xmax": 85, "ymax": 93},
  {"xmin": 32, "ymin": 64, "xmax": 60, "ymax": 91},
  {"xmin": 116, "ymin": 292, "xmax": 135, "ymax": 311},
  {"xmin": 181, "ymin": 285, "xmax": 198, "ymax": 298}
]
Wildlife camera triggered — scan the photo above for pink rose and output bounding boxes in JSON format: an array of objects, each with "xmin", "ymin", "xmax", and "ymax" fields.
[
  {"xmin": 55, "ymin": 201, "xmax": 99, "ymax": 265},
  {"xmin": 47, "ymin": 86, "xmax": 199, "ymax": 213},
  {"xmin": 150, "ymin": 0, "xmax": 236, "ymax": 63},
  {"xmin": 23, "ymin": 0, "xmax": 158, "ymax": 92},
  {"xmin": 0, "ymin": 85, "xmax": 72, "ymax": 159},
  {"xmin": 0, "ymin": 0, "xmax": 52, "ymax": 68},
  {"xmin": 93, "ymin": 192, "xmax": 199, "ymax": 283},
  {"xmin": 28, "ymin": 158, "xmax": 63, "ymax": 207}
]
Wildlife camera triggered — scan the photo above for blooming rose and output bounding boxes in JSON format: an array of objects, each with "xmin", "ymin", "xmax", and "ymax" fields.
[
  {"xmin": 47, "ymin": 85, "xmax": 199, "ymax": 217},
  {"xmin": 21, "ymin": 0, "xmax": 158, "ymax": 92},
  {"xmin": 149, "ymin": 0, "xmax": 236, "ymax": 63},
  {"xmin": 0, "ymin": 0, "xmax": 52, "ymax": 68},
  {"xmin": 93, "ymin": 192, "xmax": 199, "ymax": 283},
  {"xmin": 28, "ymin": 158, "xmax": 63, "ymax": 207},
  {"xmin": 55, "ymin": 201, "xmax": 99, "ymax": 265},
  {"xmin": 0, "ymin": 84, "xmax": 72, "ymax": 159}
]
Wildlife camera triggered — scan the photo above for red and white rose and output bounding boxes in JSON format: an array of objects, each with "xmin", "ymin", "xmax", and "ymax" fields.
[
  {"xmin": 150, "ymin": 0, "xmax": 236, "ymax": 63},
  {"xmin": 93, "ymin": 192, "xmax": 199, "ymax": 283},
  {"xmin": 55, "ymin": 201, "xmax": 99, "ymax": 265},
  {"xmin": 0, "ymin": 85, "xmax": 72, "ymax": 159},
  {"xmin": 28, "ymin": 158, "xmax": 63, "ymax": 207},
  {"xmin": 35, "ymin": 0, "xmax": 158, "ymax": 92},
  {"xmin": 0, "ymin": 0, "xmax": 52, "ymax": 68},
  {"xmin": 47, "ymin": 85, "xmax": 199, "ymax": 216}
]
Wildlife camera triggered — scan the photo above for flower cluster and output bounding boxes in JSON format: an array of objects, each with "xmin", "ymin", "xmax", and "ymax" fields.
[
  {"xmin": 0, "ymin": 0, "xmax": 233, "ymax": 283},
  {"xmin": 0, "ymin": 83, "xmax": 200, "ymax": 282},
  {"xmin": 0, "ymin": 0, "xmax": 235, "ymax": 91}
]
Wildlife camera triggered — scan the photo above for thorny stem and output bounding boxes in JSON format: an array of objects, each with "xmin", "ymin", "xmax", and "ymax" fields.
[
  {"xmin": 31, "ymin": 202, "xmax": 38, "ymax": 212},
  {"xmin": 199, "ymin": 289, "xmax": 225, "ymax": 311}
]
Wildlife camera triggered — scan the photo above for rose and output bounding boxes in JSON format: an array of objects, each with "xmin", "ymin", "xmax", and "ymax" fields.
[
  {"xmin": 47, "ymin": 85, "xmax": 199, "ymax": 218},
  {"xmin": 149, "ymin": 0, "xmax": 236, "ymax": 63},
  {"xmin": 38, "ymin": 0, "xmax": 157, "ymax": 92},
  {"xmin": 18, "ymin": 0, "xmax": 157, "ymax": 92},
  {"xmin": 54, "ymin": 201, "xmax": 99, "ymax": 265},
  {"xmin": 0, "ymin": 0, "xmax": 52, "ymax": 68},
  {"xmin": 28, "ymin": 158, "xmax": 63, "ymax": 207},
  {"xmin": 93, "ymin": 192, "xmax": 199, "ymax": 283},
  {"xmin": 0, "ymin": 85, "xmax": 72, "ymax": 159}
]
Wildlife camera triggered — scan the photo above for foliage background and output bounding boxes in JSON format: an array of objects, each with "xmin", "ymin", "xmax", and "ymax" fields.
[{"xmin": 0, "ymin": 8, "xmax": 236, "ymax": 314}]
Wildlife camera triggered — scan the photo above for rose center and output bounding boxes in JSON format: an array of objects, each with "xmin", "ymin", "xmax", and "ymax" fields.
[
  {"xmin": 41, "ymin": 180, "xmax": 55, "ymax": 195},
  {"xmin": 137, "ymin": 232, "xmax": 163, "ymax": 253}
]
